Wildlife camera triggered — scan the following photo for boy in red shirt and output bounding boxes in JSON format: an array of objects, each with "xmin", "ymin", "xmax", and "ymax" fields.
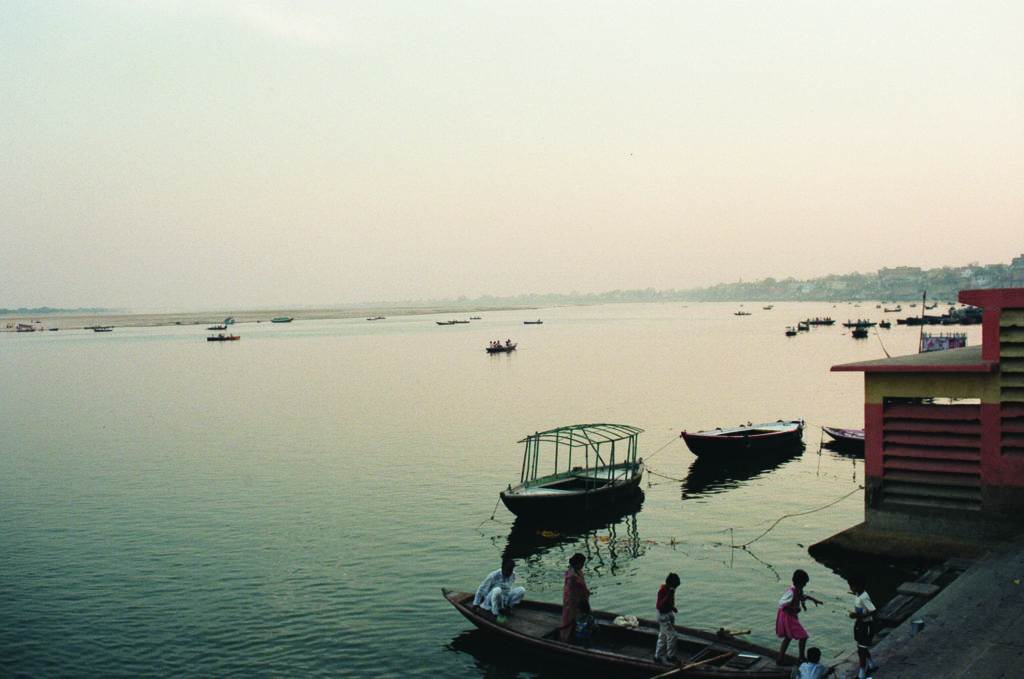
[{"xmin": 654, "ymin": 572, "xmax": 681, "ymax": 664}]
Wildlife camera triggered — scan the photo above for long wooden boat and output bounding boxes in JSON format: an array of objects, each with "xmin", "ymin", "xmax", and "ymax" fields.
[
  {"xmin": 443, "ymin": 589, "xmax": 791, "ymax": 677},
  {"xmin": 486, "ymin": 342, "xmax": 517, "ymax": 354},
  {"xmin": 821, "ymin": 426, "xmax": 864, "ymax": 453},
  {"xmin": 500, "ymin": 424, "xmax": 645, "ymax": 520},
  {"xmin": 207, "ymin": 333, "xmax": 240, "ymax": 342},
  {"xmin": 841, "ymin": 319, "xmax": 876, "ymax": 328},
  {"xmin": 523, "ymin": 319, "xmax": 544, "ymax": 325},
  {"xmin": 805, "ymin": 317, "xmax": 834, "ymax": 326},
  {"xmin": 270, "ymin": 317, "xmax": 293, "ymax": 323},
  {"xmin": 680, "ymin": 420, "xmax": 803, "ymax": 458}
]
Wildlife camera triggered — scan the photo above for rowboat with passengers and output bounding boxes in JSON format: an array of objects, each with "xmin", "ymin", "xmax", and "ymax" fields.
[
  {"xmin": 499, "ymin": 423, "xmax": 645, "ymax": 520},
  {"xmin": 442, "ymin": 589, "xmax": 792, "ymax": 677}
]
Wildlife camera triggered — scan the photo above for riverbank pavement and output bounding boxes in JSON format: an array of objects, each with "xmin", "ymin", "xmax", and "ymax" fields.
[{"xmin": 831, "ymin": 532, "xmax": 1024, "ymax": 678}]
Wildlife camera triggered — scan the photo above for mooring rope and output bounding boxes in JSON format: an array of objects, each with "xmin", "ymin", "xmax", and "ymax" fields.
[
  {"xmin": 642, "ymin": 434, "xmax": 683, "ymax": 463},
  {"xmin": 733, "ymin": 485, "xmax": 864, "ymax": 549}
]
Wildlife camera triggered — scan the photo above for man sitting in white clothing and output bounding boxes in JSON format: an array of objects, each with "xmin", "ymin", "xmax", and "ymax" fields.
[{"xmin": 472, "ymin": 558, "xmax": 526, "ymax": 617}]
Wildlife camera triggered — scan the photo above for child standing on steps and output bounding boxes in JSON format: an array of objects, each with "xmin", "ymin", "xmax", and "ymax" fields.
[
  {"xmin": 849, "ymin": 576, "xmax": 879, "ymax": 679},
  {"xmin": 654, "ymin": 572, "xmax": 681, "ymax": 664},
  {"xmin": 776, "ymin": 569, "xmax": 822, "ymax": 665}
]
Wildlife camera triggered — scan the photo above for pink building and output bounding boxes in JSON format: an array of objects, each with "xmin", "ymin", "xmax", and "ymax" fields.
[{"xmin": 832, "ymin": 288, "xmax": 1024, "ymax": 539}]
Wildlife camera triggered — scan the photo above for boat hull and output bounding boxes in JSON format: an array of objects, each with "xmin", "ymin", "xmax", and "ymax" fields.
[
  {"xmin": 443, "ymin": 590, "xmax": 790, "ymax": 678},
  {"xmin": 682, "ymin": 421, "xmax": 803, "ymax": 458},
  {"xmin": 500, "ymin": 469, "xmax": 643, "ymax": 520},
  {"xmin": 821, "ymin": 426, "xmax": 865, "ymax": 454}
]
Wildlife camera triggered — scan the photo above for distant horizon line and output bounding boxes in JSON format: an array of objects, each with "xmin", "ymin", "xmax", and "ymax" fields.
[{"xmin": 3, "ymin": 254, "xmax": 1019, "ymax": 315}]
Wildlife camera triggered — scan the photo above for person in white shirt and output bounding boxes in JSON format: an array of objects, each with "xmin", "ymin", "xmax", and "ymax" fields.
[
  {"xmin": 849, "ymin": 577, "xmax": 879, "ymax": 679},
  {"xmin": 792, "ymin": 647, "xmax": 834, "ymax": 679},
  {"xmin": 472, "ymin": 558, "xmax": 525, "ymax": 617}
]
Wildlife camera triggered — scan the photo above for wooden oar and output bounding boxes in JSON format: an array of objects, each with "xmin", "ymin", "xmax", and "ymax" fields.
[{"xmin": 650, "ymin": 651, "xmax": 736, "ymax": 679}]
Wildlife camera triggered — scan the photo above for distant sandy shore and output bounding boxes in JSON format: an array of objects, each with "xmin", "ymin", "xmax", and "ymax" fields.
[{"xmin": 0, "ymin": 305, "xmax": 535, "ymax": 331}]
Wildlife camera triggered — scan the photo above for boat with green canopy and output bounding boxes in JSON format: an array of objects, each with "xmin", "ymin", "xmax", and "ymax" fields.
[{"xmin": 499, "ymin": 423, "xmax": 644, "ymax": 520}]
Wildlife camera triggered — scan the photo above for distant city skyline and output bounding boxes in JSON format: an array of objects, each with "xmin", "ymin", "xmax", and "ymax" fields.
[{"xmin": 3, "ymin": 1, "xmax": 1022, "ymax": 309}]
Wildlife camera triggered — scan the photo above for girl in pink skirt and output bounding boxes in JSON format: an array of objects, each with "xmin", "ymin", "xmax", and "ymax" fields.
[{"xmin": 776, "ymin": 569, "xmax": 822, "ymax": 665}]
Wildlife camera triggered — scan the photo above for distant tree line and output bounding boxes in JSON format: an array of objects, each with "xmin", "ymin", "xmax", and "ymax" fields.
[{"xmin": 402, "ymin": 256, "xmax": 1024, "ymax": 307}]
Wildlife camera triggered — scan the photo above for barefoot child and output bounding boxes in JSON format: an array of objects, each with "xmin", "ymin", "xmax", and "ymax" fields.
[
  {"xmin": 849, "ymin": 577, "xmax": 879, "ymax": 679},
  {"xmin": 776, "ymin": 569, "xmax": 822, "ymax": 664},
  {"xmin": 654, "ymin": 572, "xmax": 681, "ymax": 664}
]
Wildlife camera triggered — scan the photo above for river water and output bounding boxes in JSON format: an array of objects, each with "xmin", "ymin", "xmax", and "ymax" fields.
[{"xmin": 0, "ymin": 302, "xmax": 977, "ymax": 677}]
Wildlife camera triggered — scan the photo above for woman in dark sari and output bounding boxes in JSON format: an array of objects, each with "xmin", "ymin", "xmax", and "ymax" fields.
[{"xmin": 560, "ymin": 553, "xmax": 590, "ymax": 642}]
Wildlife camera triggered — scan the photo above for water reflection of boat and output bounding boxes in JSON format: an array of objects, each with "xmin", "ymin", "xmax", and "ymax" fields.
[
  {"xmin": 682, "ymin": 447, "xmax": 803, "ymax": 498},
  {"xmin": 501, "ymin": 498, "xmax": 644, "ymax": 563}
]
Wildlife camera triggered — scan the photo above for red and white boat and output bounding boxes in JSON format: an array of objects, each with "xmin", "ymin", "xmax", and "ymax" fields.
[{"xmin": 680, "ymin": 420, "xmax": 804, "ymax": 458}]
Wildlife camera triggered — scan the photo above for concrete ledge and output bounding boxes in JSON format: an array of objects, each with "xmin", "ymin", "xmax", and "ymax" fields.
[{"xmin": 809, "ymin": 522, "xmax": 990, "ymax": 562}]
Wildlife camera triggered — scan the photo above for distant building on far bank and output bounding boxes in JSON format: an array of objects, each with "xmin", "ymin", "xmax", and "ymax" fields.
[{"xmin": 832, "ymin": 288, "xmax": 1024, "ymax": 543}]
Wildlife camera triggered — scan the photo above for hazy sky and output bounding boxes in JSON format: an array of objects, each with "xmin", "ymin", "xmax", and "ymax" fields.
[{"xmin": 2, "ymin": 1, "xmax": 1022, "ymax": 310}]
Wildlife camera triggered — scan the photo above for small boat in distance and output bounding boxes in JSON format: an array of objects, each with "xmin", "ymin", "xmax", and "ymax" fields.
[
  {"xmin": 762, "ymin": 304, "xmax": 774, "ymax": 310},
  {"xmin": 442, "ymin": 589, "xmax": 791, "ymax": 677},
  {"xmin": 851, "ymin": 326, "xmax": 869, "ymax": 338},
  {"xmin": 681, "ymin": 420, "xmax": 804, "ymax": 458},
  {"xmin": 207, "ymin": 324, "xmax": 227, "ymax": 330},
  {"xmin": 486, "ymin": 340, "xmax": 516, "ymax": 354},
  {"xmin": 842, "ymin": 319, "xmax": 877, "ymax": 328},
  {"xmin": 797, "ymin": 321, "xmax": 809, "ymax": 332},
  {"xmin": 523, "ymin": 319, "xmax": 543, "ymax": 325},
  {"xmin": 879, "ymin": 320, "xmax": 892, "ymax": 329},
  {"xmin": 207, "ymin": 333, "xmax": 240, "ymax": 342},
  {"xmin": 469, "ymin": 316, "xmax": 482, "ymax": 320},
  {"xmin": 734, "ymin": 311, "xmax": 752, "ymax": 316},
  {"xmin": 499, "ymin": 423, "xmax": 644, "ymax": 519},
  {"xmin": 436, "ymin": 320, "xmax": 457, "ymax": 326},
  {"xmin": 92, "ymin": 326, "xmax": 113, "ymax": 332},
  {"xmin": 822, "ymin": 426, "xmax": 865, "ymax": 453},
  {"xmin": 785, "ymin": 327, "xmax": 797, "ymax": 336},
  {"xmin": 884, "ymin": 305, "xmax": 902, "ymax": 313},
  {"xmin": 805, "ymin": 317, "xmax": 835, "ymax": 326},
  {"xmin": 15, "ymin": 323, "xmax": 35, "ymax": 332},
  {"xmin": 366, "ymin": 316, "xmax": 385, "ymax": 321},
  {"xmin": 270, "ymin": 317, "xmax": 293, "ymax": 323}
]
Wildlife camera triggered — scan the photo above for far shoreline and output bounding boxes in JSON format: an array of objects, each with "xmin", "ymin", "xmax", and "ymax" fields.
[{"xmin": 0, "ymin": 304, "xmax": 539, "ymax": 332}]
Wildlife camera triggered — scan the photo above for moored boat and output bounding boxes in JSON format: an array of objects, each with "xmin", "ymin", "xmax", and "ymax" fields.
[
  {"xmin": 207, "ymin": 333, "xmax": 240, "ymax": 341},
  {"xmin": 878, "ymin": 320, "xmax": 891, "ymax": 329},
  {"xmin": 680, "ymin": 420, "xmax": 804, "ymax": 458},
  {"xmin": 821, "ymin": 426, "xmax": 865, "ymax": 453},
  {"xmin": 523, "ymin": 319, "xmax": 543, "ymax": 325},
  {"xmin": 784, "ymin": 327, "xmax": 797, "ymax": 337},
  {"xmin": 92, "ymin": 326, "xmax": 113, "ymax": 332},
  {"xmin": 207, "ymin": 324, "xmax": 227, "ymax": 330},
  {"xmin": 270, "ymin": 317, "xmax": 293, "ymax": 323},
  {"xmin": 499, "ymin": 424, "xmax": 644, "ymax": 520},
  {"xmin": 851, "ymin": 326, "xmax": 869, "ymax": 338},
  {"xmin": 443, "ymin": 589, "xmax": 791, "ymax": 677},
  {"xmin": 796, "ymin": 321, "xmax": 809, "ymax": 331}
]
